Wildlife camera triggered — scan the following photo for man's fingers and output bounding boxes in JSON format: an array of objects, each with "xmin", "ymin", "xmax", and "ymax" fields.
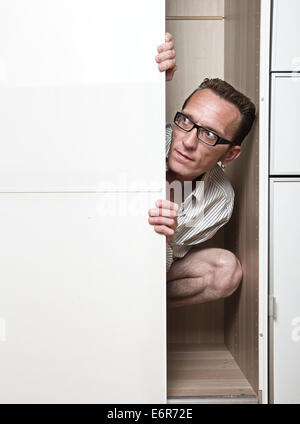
[
  {"xmin": 149, "ymin": 207, "xmax": 178, "ymax": 218},
  {"xmin": 154, "ymin": 225, "xmax": 175, "ymax": 240},
  {"xmin": 165, "ymin": 32, "xmax": 173, "ymax": 42},
  {"xmin": 157, "ymin": 40, "xmax": 174, "ymax": 53},
  {"xmin": 155, "ymin": 49, "xmax": 176, "ymax": 63},
  {"xmin": 155, "ymin": 199, "xmax": 180, "ymax": 211},
  {"xmin": 166, "ymin": 65, "xmax": 178, "ymax": 81},
  {"xmin": 157, "ymin": 59, "xmax": 176, "ymax": 72},
  {"xmin": 148, "ymin": 215, "xmax": 176, "ymax": 228}
]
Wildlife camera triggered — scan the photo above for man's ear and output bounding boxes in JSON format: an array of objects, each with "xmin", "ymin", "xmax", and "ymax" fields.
[{"xmin": 220, "ymin": 145, "xmax": 241, "ymax": 166}]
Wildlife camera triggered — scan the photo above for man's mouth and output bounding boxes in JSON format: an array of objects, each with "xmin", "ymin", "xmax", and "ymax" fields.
[{"xmin": 175, "ymin": 150, "xmax": 193, "ymax": 161}]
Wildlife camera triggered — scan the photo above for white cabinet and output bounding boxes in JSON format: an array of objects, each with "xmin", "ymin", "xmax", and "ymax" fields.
[
  {"xmin": 268, "ymin": 0, "xmax": 300, "ymax": 404},
  {"xmin": 0, "ymin": 0, "xmax": 166, "ymax": 403},
  {"xmin": 260, "ymin": 0, "xmax": 300, "ymax": 403},
  {"xmin": 0, "ymin": 84, "xmax": 165, "ymax": 190},
  {"xmin": 0, "ymin": 0, "xmax": 165, "ymax": 190},
  {"xmin": 0, "ymin": 192, "xmax": 166, "ymax": 403},
  {"xmin": 272, "ymin": 0, "xmax": 300, "ymax": 71},
  {"xmin": 270, "ymin": 74, "xmax": 300, "ymax": 175},
  {"xmin": 269, "ymin": 4, "xmax": 300, "ymax": 403},
  {"xmin": 270, "ymin": 179, "xmax": 300, "ymax": 404}
]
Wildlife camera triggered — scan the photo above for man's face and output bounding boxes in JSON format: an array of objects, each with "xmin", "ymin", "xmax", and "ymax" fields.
[{"xmin": 168, "ymin": 89, "xmax": 242, "ymax": 181}]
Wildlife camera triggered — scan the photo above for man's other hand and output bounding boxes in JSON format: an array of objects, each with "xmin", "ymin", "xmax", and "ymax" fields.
[
  {"xmin": 148, "ymin": 199, "xmax": 179, "ymax": 243},
  {"xmin": 155, "ymin": 32, "xmax": 177, "ymax": 81}
]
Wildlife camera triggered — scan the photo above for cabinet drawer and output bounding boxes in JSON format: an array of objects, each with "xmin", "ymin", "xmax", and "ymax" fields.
[
  {"xmin": 272, "ymin": 0, "xmax": 300, "ymax": 71},
  {"xmin": 270, "ymin": 74, "xmax": 300, "ymax": 175}
]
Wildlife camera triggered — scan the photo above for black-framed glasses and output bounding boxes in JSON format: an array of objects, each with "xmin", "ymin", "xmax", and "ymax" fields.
[{"xmin": 173, "ymin": 111, "xmax": 235, "ymax": 146}]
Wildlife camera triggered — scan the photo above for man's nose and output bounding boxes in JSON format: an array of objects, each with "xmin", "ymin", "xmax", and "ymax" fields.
[{"xmin": 182, "ymin": 128, "xmax": 198, "ymax": 148}]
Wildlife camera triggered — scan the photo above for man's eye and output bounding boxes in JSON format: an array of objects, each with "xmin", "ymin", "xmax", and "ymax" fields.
[
  {"xmin": 205, "ymin": 130, "xmax": 215, "ymax": 138},
  {"xmin": 183, "ymin": 117, "xmax": 190, "ymax": 123}
]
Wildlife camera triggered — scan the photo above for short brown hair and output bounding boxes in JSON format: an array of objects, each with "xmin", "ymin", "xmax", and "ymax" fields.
[{"xmin": 182, "ymin": 78, "xmax": 256, "ymax": 145}]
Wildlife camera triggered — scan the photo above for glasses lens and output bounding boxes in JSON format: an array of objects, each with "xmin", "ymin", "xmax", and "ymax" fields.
[
  {"xmin": 175, "ymin": 113, "xmax": 193, "ymax": 131},
  {"xmin": 198, "ymin": 127, "xmax": 218, "ymax": 145}
]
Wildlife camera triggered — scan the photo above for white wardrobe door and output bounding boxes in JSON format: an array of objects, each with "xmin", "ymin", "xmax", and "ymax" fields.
[
  {"xmin": 270, "ymin": 74, "xmax": 300, "ymax": 175},
  {"xmin": 270, "ymin": 179, "xmax": 300, "ymax": 404},
  {"xmin": 0, "ymin": 192, "xmax": 166, "ymax": 403},
  {"xmin": 272, "ymin": 0, "xmax": 300, "ymax": 71},
  {"xmin": 0, "ymin": 0, "xmax": 165, "ymax": 190}
]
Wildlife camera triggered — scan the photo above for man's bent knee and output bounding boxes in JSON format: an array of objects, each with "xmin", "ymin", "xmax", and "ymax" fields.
[{"xmin": 213, "ymin": 249, "xmax": 243, "ymax": 298}]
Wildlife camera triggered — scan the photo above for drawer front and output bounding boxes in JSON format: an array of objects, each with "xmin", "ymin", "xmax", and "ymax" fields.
[
  {"xmin": 270, "ymin": 74, "xmax": 300, "ymax": 175},
  {"xmin": 272, "ymin": 0, "xmax": 300, "ymax": 71}
]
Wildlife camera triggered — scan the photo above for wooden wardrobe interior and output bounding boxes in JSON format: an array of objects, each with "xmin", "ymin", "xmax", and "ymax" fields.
[{"xmin": 166, "ymin": 0, "xmax": 260, "ymax": 402}]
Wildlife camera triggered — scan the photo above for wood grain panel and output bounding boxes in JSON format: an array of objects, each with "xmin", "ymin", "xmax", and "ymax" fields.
[
  {"xmin": 166, "ymin": 20, "xmax": 224, "ymax": 123},
  {"xmin": 166, "ymin": 0, "xmax": 224, "ymax": 17},
  {"xmin": 223, "ymin": 0, "xmax": 260, "ymax": 394},
  {"xmin": 166, "ymin": 18, "xmax": 224, "ymax": 343},
  {"xmin": 167, "ymin": 344, "xmax": 256, "ymax": 397},
  {"xmin": 166, "ymin": 11, "xmax": 225, "ymax": 345},
  {"xmin": 167, "ymin": 300, "xmax": 224, "ymax": 344},
  {"xmin": 167, "ymin": 231, "xmax": 225, "ymax": 344}
]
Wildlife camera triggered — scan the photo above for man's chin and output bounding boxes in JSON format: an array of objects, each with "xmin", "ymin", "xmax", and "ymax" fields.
[
  {"xmin": 169, "ymin": 161, "xmax": 205, "ymax": 183},
  {"xmin": 169, "ymin": 158, "xmax": 190, "ymax": 173}
]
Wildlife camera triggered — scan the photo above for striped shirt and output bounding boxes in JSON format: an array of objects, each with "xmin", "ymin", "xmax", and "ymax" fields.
[{"xmin": 165, "ymin": 122, "xmax": 235, "ymax": 272}]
